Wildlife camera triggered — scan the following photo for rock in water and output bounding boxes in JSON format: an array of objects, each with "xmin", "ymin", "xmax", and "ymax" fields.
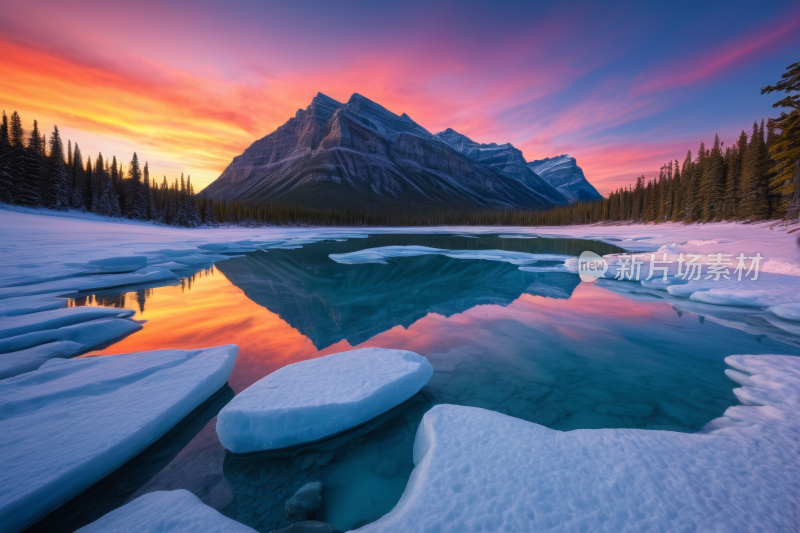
[
  {"xmin": 285, "ymin": 481, "xmax": 323, "ymax": 522},
  {"xmin": 216, "ymin": 348, "xmax": 433, "ymax": 453},
  {"xmin": 270, "ymin": 521, "xmax": 337, "ymax": 533}
]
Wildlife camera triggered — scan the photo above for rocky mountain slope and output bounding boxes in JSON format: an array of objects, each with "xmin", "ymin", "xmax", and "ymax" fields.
[
  {"xmin": 527, "ymin": 155, "xmax": 602, "ymax": 202},
  {"xmin": 202, "ymin": 93, "xmax": 569, "ymax": 212},
  {"xmin": 434, "ymin": 128, "xmax": 568, "ymax": 205}
]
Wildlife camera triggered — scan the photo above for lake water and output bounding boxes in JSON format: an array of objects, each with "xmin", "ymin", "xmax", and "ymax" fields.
[{"xmin": 35, "ymin": 234, "xmax": 800, "ymax": 532}]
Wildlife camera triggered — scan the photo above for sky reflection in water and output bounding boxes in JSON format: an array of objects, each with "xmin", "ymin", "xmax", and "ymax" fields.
[{"xmin": 56, "ymin": 235, "xmax": 800, "ymax": 533}]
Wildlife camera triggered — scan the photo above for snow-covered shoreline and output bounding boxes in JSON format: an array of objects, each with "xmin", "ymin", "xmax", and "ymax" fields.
[{"xmin": 3, "ymin": 206, "xmax": 799, "ymax": 285}]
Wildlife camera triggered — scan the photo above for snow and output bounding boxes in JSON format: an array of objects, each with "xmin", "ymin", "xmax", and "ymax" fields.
[
  {"xmin": 216, "ymin": 348, "xmax": 433, "ymax": 453},
  {"xmin": 0, "ymin": 341, "xmax": 86, "ymax": 379},
  {"xmin": 76, "ymin": 490, "xmax": 256, "ymax": 533},
  {"xmin": 356, "ymin": 354, "xmax": 800, "ymax": 533},
  {"xmin": 0, "ymin": 306, "xmax": 134, "ymax": 339},
  {"xmin": 0, "ymin": 317, "xmax": 142, "ymax": 354},
  {"xmin": 0, "ymin": 291, "xmax": 74, "ymax": 317},
  {"xmin": 0, "ymin": 267, "xmax": 179, "ymax": 299},
  {"xmin": 770, "ymin": 303, "xmax": 800, "ymax": 322},
  {"xmin": 329, "ymin": 245, "xmax": 576, "ymax": 270},
  {"xmin": 0, "ymin": 345, "xmax": 238, "ymax": 532}
]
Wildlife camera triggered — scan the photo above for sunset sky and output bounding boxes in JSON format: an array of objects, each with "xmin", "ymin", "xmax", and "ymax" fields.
[{"xmin": 1, "ymin": 0, "xmax": 797, "ymax": 195}]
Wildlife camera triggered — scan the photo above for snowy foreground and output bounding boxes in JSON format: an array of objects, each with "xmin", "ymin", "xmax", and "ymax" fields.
[
  {"xmin": 358, "ymin": 355, "xmax": 800, "ymax": 532},
  {"xmin": 69, "ymin": 354, "xmax": 800, "ymax": 533},
  {"xmin": 217, "ymin": 348, "xmax": 433, "ymax": 452},
  {"xmin": 0, "ymin": 346, "xmax": 237, "ymax": 533}
]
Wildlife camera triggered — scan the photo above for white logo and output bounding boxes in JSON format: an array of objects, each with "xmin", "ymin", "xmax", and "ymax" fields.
[{"xmin": 578, "ymin": 251, "xmax": 608, "ymax": 282}]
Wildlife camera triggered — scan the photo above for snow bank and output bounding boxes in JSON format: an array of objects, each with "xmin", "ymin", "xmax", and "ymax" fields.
[
  {"xmin": 217, "ymin": 348, "xmax": 433, "ymax": 453},
  {"xmin": 0, "ymin": 345, "xmax": 238, "ymax": 533},
  {"xmin": 0, "ymin": 267, "xmax": 178, "ymax": 299},
  {"xmin": 0, "ymin": 291, "xmax": 74, "ymax": 317},
  {"xmin": 0, "ymin": 317, "xmax": 142, "ymax": 354},
  {"xmin": 0, "ymin": 341, "xmax": 86, "ymax": 380},
  {"xmin": 0, "ymin": 306, "xmax": 134, "ymax": 339},
  {"xmin": 76, "ymin": 490, "xmax": 255, "ymax": 533},
  {"xmin": 770, "ymin": 303, "xmax": 800, "ymax": 322},
  {"xmin": 356, "ymin": 354, "xmax": 800, "ymax": 533}
]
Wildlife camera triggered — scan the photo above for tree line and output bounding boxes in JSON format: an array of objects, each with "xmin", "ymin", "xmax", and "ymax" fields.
[
  {"xmin": 0, "ymin": 114, "xmax": 205, "ymax": 227},
  {"xmin": 1, "ymin": 61, "xmax": 797, "ymax": 227}
]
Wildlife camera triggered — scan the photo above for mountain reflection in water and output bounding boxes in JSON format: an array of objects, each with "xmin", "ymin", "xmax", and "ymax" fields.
[{"xmin": 54, "ymin": 234, "xmax": 799, "ymax": 533}]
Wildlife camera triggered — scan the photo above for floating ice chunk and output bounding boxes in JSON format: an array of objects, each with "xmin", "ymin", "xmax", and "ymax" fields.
[
  {"xmin": 329, "ymin": 246, "xmax": 573, "ymax": 270},
  {"xmin": 498, "ymin": 234, "xmax": 539, "ymax": 239},
  {"xmin": 148, "ymin": 261, "xmax": 190, "ymax": 271},
  {"xmin": 0, "ymin": 291, "xmax": 75, "ymax": 317},
  {"xmin": 769, "ymin": 303, "xmax": 800, "ymax": 322},
  {"xmin": 0, "ymin": 317, "xmax": 142, "ymax": 354},
  {"xmin": 0, "ymin": 341, "xmax": 87, "ymax": 379},
  {"xmin": 0, "ymin": 345, "xmax": 238, "ymax": 532},
  {"xmin": 217, "ymin": 348, "xmax": 433, "ymax": 453},
  {"xmin": 65, "ymin": 256, "xmax": 148, "ymax": 274},
  {"xmin": 76, "ymin": 490, "xmax": 255, "ymax": 533},
  {"xmin": 0, "ymin": 267, "xmax": 178, "ymax": 299},
  {"xmin": 0, "ymin": 306, "xmax": 134, "ymax": 340},
  {"xmin": 357, "ymin": 355, "xmax": 800, "ymax": 533}
]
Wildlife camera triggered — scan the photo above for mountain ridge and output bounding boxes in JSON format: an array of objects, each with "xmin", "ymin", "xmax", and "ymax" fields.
[
  {"xmin": 528, "ymin": 155, "xmax": 602, "ymax": 202},
  {"xmin": 203, "ymin": 93, "xmax": 596, "ymax": 211}
]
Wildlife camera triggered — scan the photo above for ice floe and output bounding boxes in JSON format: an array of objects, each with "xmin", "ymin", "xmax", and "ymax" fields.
[
  {"xmin": 0, "ymin": 317, "xmax": 142, "ymax": 354},
  {"xmin": 0, "ymin": 341, "xmax": 86, "ymax": 379},
  {"xmin": 0, "ymin": 306, "xmax": 134, "ymax": 339},
  {"xmin": 357, "ymin": 354, "xmax": 800, "ymax": 532},
  {"xmin": 76, "ymin": 490, "xmax": 256, "ymax": 533},
  {"xmin": 0, "ymin": 291, "xmax": 74, "ymax": 317},
  {"xmin": 329, "ymin": 245, "xmax": 576, "ymax": 271},
  {"xmin": 0, "ymin": 345, "xmax": 238, "ymax": 532},
  {"xmin": 0, "ymin": 267, "xmax": 178, "ymax": 299},
  {"xmin": 216, "ymin": 348, "xmax": 433, "ymax": 453}
]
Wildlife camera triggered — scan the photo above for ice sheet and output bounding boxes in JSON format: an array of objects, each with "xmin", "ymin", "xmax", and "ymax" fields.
[
  {"xmin": 0, "ymin": 345, "xmax": 238, "ymax": 533},
  {"xmin": 76, "ymin": 490, "xmax": 256, "ymax": 533},
  {"xmin": 217, "ymin": 348, "xmax": 433, "ymax": 453}
]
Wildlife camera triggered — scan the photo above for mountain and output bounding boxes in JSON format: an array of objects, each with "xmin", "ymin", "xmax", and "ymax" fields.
[
  {"xmin": 527, "ymin": 155, "xmax": 602, "ymax": 202},
  {"xmin": 202, "ymin": 93, "xmax": 567, "ymax": 212},
  {"xmin": 433, "ymin": 128, "xmax": 568, "ymax": 205}
]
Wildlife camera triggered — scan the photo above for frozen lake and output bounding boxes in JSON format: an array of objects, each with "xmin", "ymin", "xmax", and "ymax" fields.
[{"xmin": 33, "ymin": 234, "xmax": 800, "ymax": 532}]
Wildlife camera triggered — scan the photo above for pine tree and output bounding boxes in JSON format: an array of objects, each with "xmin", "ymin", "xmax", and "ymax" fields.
[
  {"xmin": 70, "ymin": 143, "xmax": 86, "ymax": 210},
  {"xmin": 203, "ymin": 196, "xmax": 216, "ymax": 225},
  {"xmin": 28, "ymin": 120, "xmax": 42, "ymax": 154},
  {"xmin": 125, "ymin": 152, "xmax": 147, "ymax": 220},
  {"xmin": 9, "ymin": 112, "xmax": 23, "ymax": 148},
  {"xmin": 0, "ymin": 111, "xmax": 8, "ymax": 144},
  {"xmin": 143, "ymin": 162, "xmax": 153, "ymax": 220},
  {"xmin": 699, "ymin": 134, "xmax": 725, "ymax": 220},
  {"xmin": 84, "ymin": 155, "xmax": 93, "ymax": 211},
  {"xmin": 43, "ymin": 126, "xmax": 70, "ymax": 211},
  {"xmin": 740, "ymin": 122, "xmax": 770, "ymax": 219},
  {"xmin": 761, "ymin": 61, "xmax": 800, "ymax": 216}
]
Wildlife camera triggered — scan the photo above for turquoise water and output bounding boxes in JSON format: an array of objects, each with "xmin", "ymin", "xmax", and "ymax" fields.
[{"xmin": 43, "ymin": 234, "xmax": 800, "ymax": 533}]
